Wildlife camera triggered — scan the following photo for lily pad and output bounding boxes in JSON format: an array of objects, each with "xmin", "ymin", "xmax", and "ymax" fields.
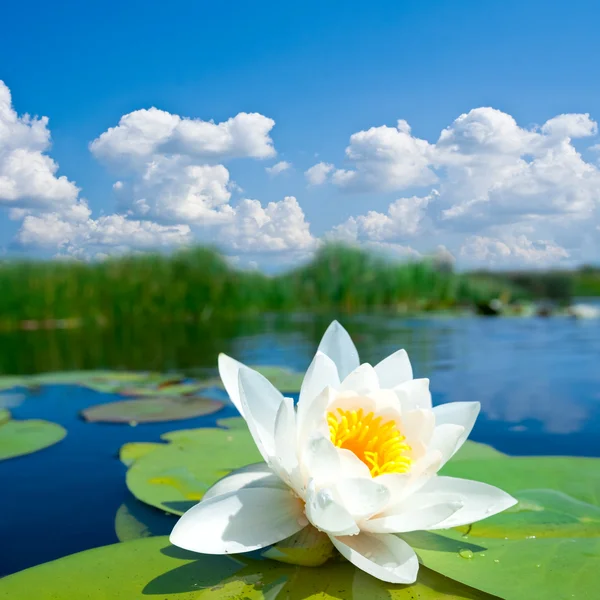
[
  {"xmin": 114, "ymin": 498, "xmax": 175, "ymax": 542},
  {"xmin": 81, "ymin": 396, "xmax": 224, "ymax": 424},
  {"xmin": 0, "ymin": 535, "xmax": 498, "ymax": 599},
  {"xmin": 457, "ymin": 489, "xmax": 600, "ymax": 539},
  {"xmin": 119, "ymin": 382, "xmax": 210, "ymax": 398},
  {"xmin": 120, "ymin": 441, "xmax": 164, "ymax": 466},
  {"xmin": 124, "ymin": 417, "xmax": 262, "ymax": 514},
  {"xmin": 204, "ymin": 365, "xmax": 305, "ymax": 394},
  {"xmin": 405, "ymin": 527, "xmax": 600, "ymax": 600},
  {"xmin": 0, "ymin": 376, "xmax": 28, "ymax": 391},
  {"xmin": 441, "ymin": 456, "xmax": 600, "ymax": 507},
  {"xmin": 451, "ymin": 440, "xmax": 507, "ymax": 461},
  {"xmin": 0, "ymin": 409, "xmax": 10, "ymax": 425},
  {"xmin": 0, "ymin": 419, "xmax": 66, "ymax": 461}
]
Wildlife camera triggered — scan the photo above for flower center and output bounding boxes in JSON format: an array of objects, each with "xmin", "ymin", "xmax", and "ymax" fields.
[{"xmin": 327, "ymin": 407, "xmax": 412, "ymax": 477}]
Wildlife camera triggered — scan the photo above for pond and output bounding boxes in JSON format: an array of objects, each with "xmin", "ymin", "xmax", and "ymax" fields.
[{"xmin": 1, "ymin": 312, "xmax": 600, "ymax": 579}]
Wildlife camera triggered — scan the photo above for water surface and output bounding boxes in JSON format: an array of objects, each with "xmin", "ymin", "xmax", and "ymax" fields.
[{"xmin": 1, "ymin": 313, "xmax": 599, "ymax": 576}]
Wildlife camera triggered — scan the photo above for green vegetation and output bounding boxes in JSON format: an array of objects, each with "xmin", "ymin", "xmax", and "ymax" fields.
[{"xmin": 0, "ymin": 244, "xmax": 524, "ymax": 327}]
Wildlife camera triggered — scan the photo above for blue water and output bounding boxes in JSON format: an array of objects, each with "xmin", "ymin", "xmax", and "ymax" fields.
[{"xmin": 1, "ymin": 314, "xmax": 600, "ymax": 577}]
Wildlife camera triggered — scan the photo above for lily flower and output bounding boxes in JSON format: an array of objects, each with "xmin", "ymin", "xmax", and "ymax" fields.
[{"xmin": 170, "ymin": 321, "xmax": 517, "ymax": 584}]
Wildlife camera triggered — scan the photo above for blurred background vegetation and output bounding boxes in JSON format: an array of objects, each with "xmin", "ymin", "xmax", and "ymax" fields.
[{"xmin": 0, "ymin": 243, "xmax": 598, "ymax": 329}]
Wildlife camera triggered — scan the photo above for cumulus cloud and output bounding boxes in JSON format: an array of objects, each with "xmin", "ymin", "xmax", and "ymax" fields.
[
  {"xmin": 0, "ymin": 81, "xmax": 80, "ymax": 212},
  {"xmin": 15, "ymin": 211, "xmax": 192, "ymax": 259},
  {"xmin": 459, "ymin": 233, "xmax": 569, "ymax": 267},
  {"xmin": 305, "ymin": 162, "xmax": 334, "ymax": 185},
  {"xmin": 221, "ymin": 196, "xmax": 316, "ymax": 253},
  {"xmin": 317, "ymin": 107, "xmax": 600, "ymax": 266},
  {"xmin": 266, "ymin": 160, "xmax": 291, "ymax": 176},
  {"xmin": 90, "ymin": 108, "xmax": 276, "ymax": 163}
]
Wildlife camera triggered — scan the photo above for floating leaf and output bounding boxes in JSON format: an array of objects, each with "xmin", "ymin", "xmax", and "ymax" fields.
[
  {"xmin": 0, "ymin": 535, "xmax": 498, "ymax": 599},
  {"xmin": 114, "ymin": 498, "xmax": 175, "ymax": 542},
  {"xmin": 0, "ymin": 409, "xmax": 10, "ymax": 425},
  {"xmin": 124, "ymin": 417, "xmax": 262, "ymax": 514},
  {"xmin": 119, "ymin": 382, "xmax": 209, "ymax": 398},
  {"xmin": 120, "ymin": 441, "xmax": 164, "ymax": 466},
  {"xmin": 451, "ymin": 440, "xmax": 507, "ymax": 461},
  {"xmin": 441, "ymin": 456, "xmax": 600, "ymax": 507},
  {"xmin": 0, "ymin": 419, "xmax": 66, "ymax": 461},
  {"xmin": 0, "ymin": 376, "xmax": 28, "ymax": 391},
  {"xmin": 81, "ymin": 396, "xmax": 223, "ymax": 424},
  {"xmin": 405, "ymin": 528, "xmax": 600, "ymax": 600},
  {"xmin": 457, "ymin": 489, "xmax": 600, "ymax": 539},
  {"xmin": 251, "ymin": 366, "xmax": 305, "ymax": 393}
]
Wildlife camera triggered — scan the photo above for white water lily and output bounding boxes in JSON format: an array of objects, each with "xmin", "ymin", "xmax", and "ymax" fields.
[{"xmin": 170, "ymin": 321, "xmax": 517, "ymax": 584}]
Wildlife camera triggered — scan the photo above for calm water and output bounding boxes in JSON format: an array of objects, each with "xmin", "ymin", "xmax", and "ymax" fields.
[{"xmin": 1, "ymin": 313, "xmax": 600, "ymax": 577}]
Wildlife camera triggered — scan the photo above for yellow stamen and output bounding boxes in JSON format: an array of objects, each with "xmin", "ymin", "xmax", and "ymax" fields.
[{"xmin": 327, "ymin": 408, "xmax": 412, "ymax": 476}]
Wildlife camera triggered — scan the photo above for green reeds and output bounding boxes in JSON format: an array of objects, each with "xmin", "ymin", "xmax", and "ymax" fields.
[{"xmin": 0, "ymin": 244, "xmax": 524, "ymax": 327}]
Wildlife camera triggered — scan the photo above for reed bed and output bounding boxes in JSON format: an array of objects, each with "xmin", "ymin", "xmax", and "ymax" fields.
[{"xmin": 0, "ymin": 244, "xmax": 524, "ymax": 327}]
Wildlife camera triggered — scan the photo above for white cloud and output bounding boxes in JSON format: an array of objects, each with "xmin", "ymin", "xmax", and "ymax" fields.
[
  {"xmin": 90, "ymin": 108, "xmax": 276, "ymax": 163},
  {"xmin": 305, "ymin": 162, "xmax": 334, "ymax": 185},
  {"xmin": 15, "ymin": 211, "xmax": 192, "ymax": 258},
  {"xmin": 221, "ymin": 196, "xmax": 316, "ymax": 253},
  {"xmin": 117, "ymin": 158, "xmax": 234, "ymax": 225},
  {"xmin": 0, "ymin": 81, "xmax": 80, "ymax": 211},
  {"xmin": 314, "ymin": 120, "xmax": 436, "ymax": 191},
  {"xmin": 266, "ymin": 160, "xmax": 291, "ymax": 176},
  {"xmin": 459, "ymin": 233, "xmax": 569, "ymax": 267}
]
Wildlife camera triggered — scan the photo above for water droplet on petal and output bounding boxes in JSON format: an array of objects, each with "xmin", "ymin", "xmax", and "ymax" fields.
[{"xmin": 459, "ymin": 549, "xmax": 474, "ymax": 559}]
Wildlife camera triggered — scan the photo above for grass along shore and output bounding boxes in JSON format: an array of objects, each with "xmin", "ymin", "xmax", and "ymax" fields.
[{"xmin": 0, "ymin": 245, "xmax": 528, "ymax": 328}]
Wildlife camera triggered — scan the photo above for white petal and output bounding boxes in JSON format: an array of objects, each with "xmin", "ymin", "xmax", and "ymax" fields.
[
  {"xmin": 297, "ymin": 386, "xmax": 335, "ymax": 451},
  {"xmin": 305, "ymin": 483, "xmax": 359, "ymax": 536},
  {"xmin": 170, "ymin": 487, "xmax": 305, "ymax": 554},
  {"xmin": 402, "ymin": 408, "xmax": 435, "ymax": 456},
  {"xmin": 395, "ymin": 378, "xmax": 432, "ymax": 412},
  {"xmin": 203, "ymin": 463, "xmax": 282, "ymax": 502},
  {"xmin": 333, "ymin": 478, "xmax": 391, "ymax": 519},
  {"xmin": 339, "ymin": 363, "xmax": 379, "ymax": 394},
  {"xmin": 428, "ymin": 424, "xmax": 465, "ymax": 467},
  {"xmin": 273, "ymin": 397, "xmax": 302, "ymax": 491},
  {"xmin": 302, "ymin": 433, "xmax": 341, "ymax": 486},
  {"xmin": 363, "ymin": 493, "xmax": 463, "ymax": 533},
  {"xmin": 375, "ymin": 349, "xmax": 413, "ymax": 388},
  {"xmin": 331, "ymin": 532, "xmax": 419, "ymax": 584},
  {"xmin": 338, "ymin": 448, "xmax": 373, "ymax": 479},
  {"xmin": 217, "ymin": 353, "xmax": 247, "ymax": 417},
  {"xmin": 417, "ymin": 476, "xmax": 518, "ymax": 529},
  {"xmin": 317, "ymin": 320, "xmax": 360, "ymax": 381},
  {"xmin": 297, "ymin": 352, "xmax": 340, "ymax": 433},
  {"xmin": 433, "ymin": 401, "xmax": 480, "ymax": 455},
  {"xmin": 238, "ymin": 367, "xmax": 285, "ymax": 462}
]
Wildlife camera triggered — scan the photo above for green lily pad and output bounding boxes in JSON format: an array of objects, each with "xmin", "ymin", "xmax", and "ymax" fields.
[
  {"xmin": 0, "ymin": 535, "xmax": 498, "ymax": 599},
  {"xmin": 457, "ymin": 489, "xmax": 600, "ymax": 539},
  {"xmin": 124, "ymin": 417, "xmax": 262, "ymax": 514},
  {"xmin": 405, "ymin": 527, "xmax": 600, "ymax": 600},
  {"xmin": 120, "ymin": 382, "xmax": 210, "ymax": 398},
  {"xmin": 120, "ymin": 441, "xmax": 164, "ymax": 466},
  {"xmin": 0, "ymin": 409, "xmax": 10, "ymax": 425},
  {"xmin": 451, "ymin": 440, "xmax": 507, "ymax": 461},
  {"xmin": 0, "ymin": 376, "xmax": 28, "ymax": 391},
  {"xmin": 441, "ymin": 456, "xmax": 600, "ymax": 507},
  {"xmin": 81, "ymin": 396, "xmax": 224, "ymax": 424},
  {"xmin": 204, "ymin": 365, "xmax": 305, "ymax": 394},
  {"xmin": 115, "ymin": 498, "xmax": 175, "ymax": 542},
  {"xmin": 0, "ymin": 419, "xmax": 66, "ymax": 461},
  {"xmin": 251, "ymin": 366, "xmax": 305, "ymax": 393}
]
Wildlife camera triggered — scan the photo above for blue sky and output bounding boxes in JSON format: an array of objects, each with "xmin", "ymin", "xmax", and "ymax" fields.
[{"xmin": 1, "ymin": 0, "xmax": 600, "ymax": 270}]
